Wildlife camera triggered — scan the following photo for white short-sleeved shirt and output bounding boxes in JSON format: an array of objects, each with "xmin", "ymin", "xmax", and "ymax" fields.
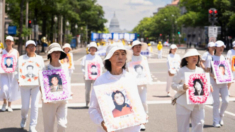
[
  {"xmin": 226, "ymin": 49, "xmax": 235, "ymax": 63},
  {"xmin": 81, "ymin": 54, "xmax": 103, "ymax": 74},
  {"xmin": 167, "ymin": 53, "xmax": 181, "ymax": 73}
]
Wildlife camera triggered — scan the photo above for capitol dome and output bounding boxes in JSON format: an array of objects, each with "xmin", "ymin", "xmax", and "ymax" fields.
[{"xmin": 109, "ymin": 12, "xmax": 123, "ymax": 33}]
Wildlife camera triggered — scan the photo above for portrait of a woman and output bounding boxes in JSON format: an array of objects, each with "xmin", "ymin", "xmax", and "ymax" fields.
[
  {"xmin": 112, "ymin": 90, "xmax": 133, "ymax": 118},
  {"xmin": 193, "ymin": 79, "xmax": 204, "ymax": 96}
]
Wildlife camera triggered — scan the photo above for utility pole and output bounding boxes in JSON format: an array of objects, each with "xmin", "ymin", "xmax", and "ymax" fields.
[
  {"xmin": 19, "ymin": 0, "xmax": 25, "ymax": 55},
  {"xmin": 0, "ymin": 0, "xmax": 5, "ymax": 44},
  {"xmin": 25, "ymin": 0, "xmax": 28, "ymax": 41}
]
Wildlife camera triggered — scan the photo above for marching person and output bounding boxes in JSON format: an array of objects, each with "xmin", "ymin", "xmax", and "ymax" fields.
[
  {"xmin": 166, "ymin": 44, "xmax": 181, "ymax": 97},
  {"xmin": 0, "ymin": 36, "xmax": 20, "ymax": 112},
  {"xmin": 200, "ymin": 42, "xmax": 215, "ymax": 72},
  {"xmin": 128, "ymin": 40, "xmax": 152, "ymax": 131},
  {"xmin": 61, "ymin": 43, "xmax": 75, "ymax": 81},
  {"xmin": 226, "ymin": 41, "xmax": 235, "ymax": 91},
  {"xmin": 0, "ymin": 40, "xmax": 4, "ymax": 54},
  {"xmin": 19, "ymin": 40, "xmax": 44, "ymax": 132},
  {"xmin": 41, "ymin": 43, "xmax": 72, "ymax": 132},
  {"xmin": 89, "ymin": 42, "xmax": 145, "ymax": 132},
  {"xmin": 206, "ymin": 40, "xmax": 229, "ymax": 128},
  {"xmin": 172, "ymin": 49, "xmax": 208, "ymax": 132},
  {"xmin": 157, "ymin": 41, "xmax": 163, "ymax": 59},
  {"xmin": 81, "ymin": 42, "xmax": 103, "ymax": 107}
]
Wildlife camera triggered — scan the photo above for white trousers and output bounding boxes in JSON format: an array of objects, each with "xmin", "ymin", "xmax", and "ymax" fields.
[
  {"xmin": 176, "ymin": 104, "xmax": 204, "ymax": 132},
  {"xmin": 211, "ymin": 84, "xmax": 229, "ymax": 123},
  {"xmin": 20, "ymin": 86, "xmax": 40, "ymax": 127},
  {"xmin": 158, "ymin": 50, "xmax": 162, "ymax": 59},
  {"xmin": 166, "ymin": 73, "xmax": 173, "ymax": 93},
  {"xmin": 42, "ymin": 101, "xmax": 67, "ymax": 132},
  {"xmin": 138, "ymin": 85, "xmax": 148, "ymax": 113},
  {"xmin": 85, "ymin": 80, "xmax": 95, "ymax": 103}
]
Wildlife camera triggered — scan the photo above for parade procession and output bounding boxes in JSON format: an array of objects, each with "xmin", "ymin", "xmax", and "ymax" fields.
[{"xmin": 1, "ymin": 0, "xmax": 235, "ymax": 132}]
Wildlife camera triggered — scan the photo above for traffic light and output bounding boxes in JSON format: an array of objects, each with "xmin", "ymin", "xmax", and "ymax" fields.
[
  {"xmin": 178, "ymin": 31, "xmax": 180, "ymax": 35},
  {"xmin": 208, "ymin": 8, "xmax": 218, "ymax": 25},
  {"xmin": 160, "ymin": 34, "xmax": 162, "ymax": 36},
  {"xmin": 28, "ymin": 20, "xmax": 32, "ymax": 28}
]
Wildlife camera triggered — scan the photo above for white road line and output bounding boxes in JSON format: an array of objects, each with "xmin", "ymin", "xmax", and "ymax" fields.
[
  {"xmin": 205, "ymin": 105, "xmax": 235, "ymax": 117},
  {"xmin": 70, "ymin": 82, "xmax": 167, "ymax": 86}
]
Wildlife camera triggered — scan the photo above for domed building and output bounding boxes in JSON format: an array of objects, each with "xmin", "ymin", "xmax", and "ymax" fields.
[{"xmin": 109, "ymin": 13, "xmax": 125, "ymax": 33}]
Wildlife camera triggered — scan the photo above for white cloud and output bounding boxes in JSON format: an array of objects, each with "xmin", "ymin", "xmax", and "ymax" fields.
[
  {"xmin": 97, "ymin": 0, "xmax": 170, "ymax": 31},
  {"xmin": 127, "ymin": 0, "xmax": 152, "ymax": 6}
]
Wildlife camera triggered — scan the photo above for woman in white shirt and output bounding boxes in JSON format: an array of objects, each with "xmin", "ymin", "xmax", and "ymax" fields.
[
  {"xmin": 41, "ymin": 43, "xmax": 72, "ymax": 132},
  {"xmin": 81, "ymin": 42, "xmax": 103, "ymax": 107},
  {"xmin": 206, "ymin": 40, "xmax": 229, "ymax": 128},
  {"xmin": 200, "ymin": 42, "xmax": 215, "ymax": 72},
  {"xmin": 172, "ymin": 49, "xmax": 206, "ymax": 132},
  {"xmin": 128, "ymin": 40, "xmax": 152, "ymax": 131},
  {"xmin": 166, "ymin": 44, "xmax": 181, "ymax": 97},
  {"xmin": 19, "ymin": 40, "xmax": 44, "ymax": 132},
  {"xmin": 0, "ymin": 36, "xmax": 20, "ymax": 112},
  {"xmin": 89, "ymin": 43, "xmax": 144, "ymax": 132}
]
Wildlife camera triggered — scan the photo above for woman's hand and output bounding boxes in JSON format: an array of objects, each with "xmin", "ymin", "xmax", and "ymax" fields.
[
  {"xmin": 168, "ymin": 71, "xmax": 174, "ymax": 77},
  {"xmin": 183, "ymin": 84, "xmax": 189, "ymax": 90},
  {"xmin": 210, "ymin": 85, "xmax": 213, "ymax": 92},
  {"xmin": 101, "ymin": 121, "xmax": 108, "ymax": 132}
]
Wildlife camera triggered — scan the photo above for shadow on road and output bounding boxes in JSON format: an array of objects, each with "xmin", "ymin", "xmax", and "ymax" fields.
[
  {"xmin": 0, "ymin": 128, "xmax": 27, "ymax": 132},
  {"xmin": 152, "ymin": 95, "xmax": 171, "ymax": 98},
  {"xmin": 203, "ymin": 124, "xmax": 214, "ymax": 128},
  {"xmin": 68, "ymin": 106, "xmax": 89, "ymax": 110}
]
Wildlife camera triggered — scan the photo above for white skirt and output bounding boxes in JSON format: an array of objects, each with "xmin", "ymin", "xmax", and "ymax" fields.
[{"xmin": 0, "ymin": 73, "xmax": 20, "ymax": 102}]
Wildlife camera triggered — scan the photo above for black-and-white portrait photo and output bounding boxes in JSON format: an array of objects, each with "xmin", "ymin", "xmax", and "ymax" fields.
[
  {"xmin": 134, "ymin": 64, "xmax": 145, "ymax": 78},
  {"xmin": 91, "ymin": 65, "xmax": 98, "ymax": 75},
  {"xmin": 193, "ymin": 79, "xmax": 204, "ymax": 96},
  {"xmin": 25, "ymin": 65, "xmax": 36, "ymax": 79},
  {"xmin": 49, "ymin": 74, "xmax": 63, "ymax": 92}
]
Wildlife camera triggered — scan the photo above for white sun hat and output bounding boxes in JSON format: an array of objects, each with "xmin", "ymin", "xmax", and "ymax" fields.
[
  {"xmin": 47, "ymin": 43, "xmax": 67, "ymax": 60},
  {"xmin": 131, "ymin": 40, "xmax": 147, "ymax": 50},
  {"xmin": 25, "ymin": 40, "xmax": 36, "ymax": 47},
  {"xmin": 104, "ymin": 42, "xmax": 132, "ymax": 61},
  {"xmin": 170, "ymin": 44, "xmax": 178, "ymax": 49},
  {"xmin": 62, "ymin": 43, "xmax": 72, "ymax": 51},
  {"xmin": 88, "ymin": 42, "xmax": 98, "ymax": 50},
  {"xmin": 6, "ymin": 36, "xmax": 14, "ymax": 41},
  {"xmin": 183, "ymin": 49, "xmax": 200, "ymax": 59},
  {"xmin": 232, "ymin": 41, "xmax": 235, "ymax": 47},
  {"xmin": 207, "ymin": 42, "xmax": 215, "ymax": 47},
  {"xmin": 215, "ymin": 40, "xmax": 226, "ymax": 48}
]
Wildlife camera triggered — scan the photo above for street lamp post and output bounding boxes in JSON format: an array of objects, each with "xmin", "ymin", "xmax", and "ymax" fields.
[
  {"xmin": 75, "ymin": 24, "xmax": 78, "ymax": 48},
  {"xmin": 54, "ymin": 16, "xmax": 58, "ymax": 42},
  {"xmin": 66, "ymin": 21, "xmax": 69, "ymax": 42}
]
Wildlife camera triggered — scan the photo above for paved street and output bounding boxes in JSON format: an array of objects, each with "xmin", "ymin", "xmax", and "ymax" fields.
[{"xmin": 0, "ymin": 46, "xmax": 235, "ymax": 132}]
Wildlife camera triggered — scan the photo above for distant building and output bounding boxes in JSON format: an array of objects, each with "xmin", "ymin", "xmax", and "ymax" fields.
[{"xmin": 109, "ymin": 12, "xmax": 129, "ymax": 33}]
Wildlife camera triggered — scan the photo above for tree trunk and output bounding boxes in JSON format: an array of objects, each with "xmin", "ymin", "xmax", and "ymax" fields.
[
  {"xmin": 50, "ymin": 15, "xmax": 54, "ymax": 43},
  {"xmin": 18, "ymin": 0, "xmax": 25, "ymax": 55}
]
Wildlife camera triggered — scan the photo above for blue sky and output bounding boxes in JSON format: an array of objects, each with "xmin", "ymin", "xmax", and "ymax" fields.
[{"xmin": 97, "ymin": 0, "xmax": 173, "ymax": 31}]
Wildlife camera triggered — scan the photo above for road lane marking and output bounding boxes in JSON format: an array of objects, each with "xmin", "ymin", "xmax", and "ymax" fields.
[{"xmin": 205, "ymin": 105, "xmax": 235, "ymax": 117}]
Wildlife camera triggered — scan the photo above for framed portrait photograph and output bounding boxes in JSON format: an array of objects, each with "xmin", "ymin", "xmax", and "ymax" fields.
[
  {"xmin": 128, "ymin": 61, "xmax": 151, "ymax": 85},
  {"xmin": 39, "ymin": 69, "xmax": 71, "ymax": 103},
  {"xmin": 168, "ymin": 60, "xmax": 180, "ymax": 74},
  {"xmin": 94, "ymin": 82, "xmax": 147, "ymax": 131},
  {"xmin": 60, "ymin": 53, "xmax": 72, "ymax": 69},
  {"xmin": 85, "ymin": 61, "xmax": 102, "ymax": 80},
  {"xmin": 19, "ymin": 59, "xmax": 42, "ymax": 86},
  {"xmin": 0, "ymin": 54, "xmax": 16, "ymax": 73},
  {"xmin": 185, "ymin": 73, "xmax": 213, "ymax": 104},
  {"xmin": 211, "ymin": 60, "xmax": 233, "ymax": 84}
]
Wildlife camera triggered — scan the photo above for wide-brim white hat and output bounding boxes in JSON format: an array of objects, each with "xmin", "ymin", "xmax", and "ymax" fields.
[
  {"xmin": 215, "ymin": 40, "xmax": 226, "ymax": 48},
  {"xmin": 170, "ymin": 44, "xmax": 178, "ymax": 49},
  {"xmin": 62, "ymin": 43, "xmax": 72, "ymax": 51},
  {"xmin": 6, "ymin": 36, "xmax": 14, "ymax": 41},
  {"xmin": 131, "ymin": 40, "xmax": 147, "ymax": 50},
  {"xmin": 88, "ymin": 42, "xmax": 98, "ymax": 50},
  {"xmin": 47, "ymin": 43, "xmax": 67, "ymax": 60},
  {"xmin": 25, "ymin": 40, "xmax": 36, "ymax": 47},
  {"xmin": 207, "ymin": 42, "xmax": 215, "ymax": 47},
  {"xmin": 105, "ymin": 42, "xmax": 132, "ymax": 62},
  {"xmin": 183, "ymin": 49, "xmax": 200, "ymax": 59}
]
